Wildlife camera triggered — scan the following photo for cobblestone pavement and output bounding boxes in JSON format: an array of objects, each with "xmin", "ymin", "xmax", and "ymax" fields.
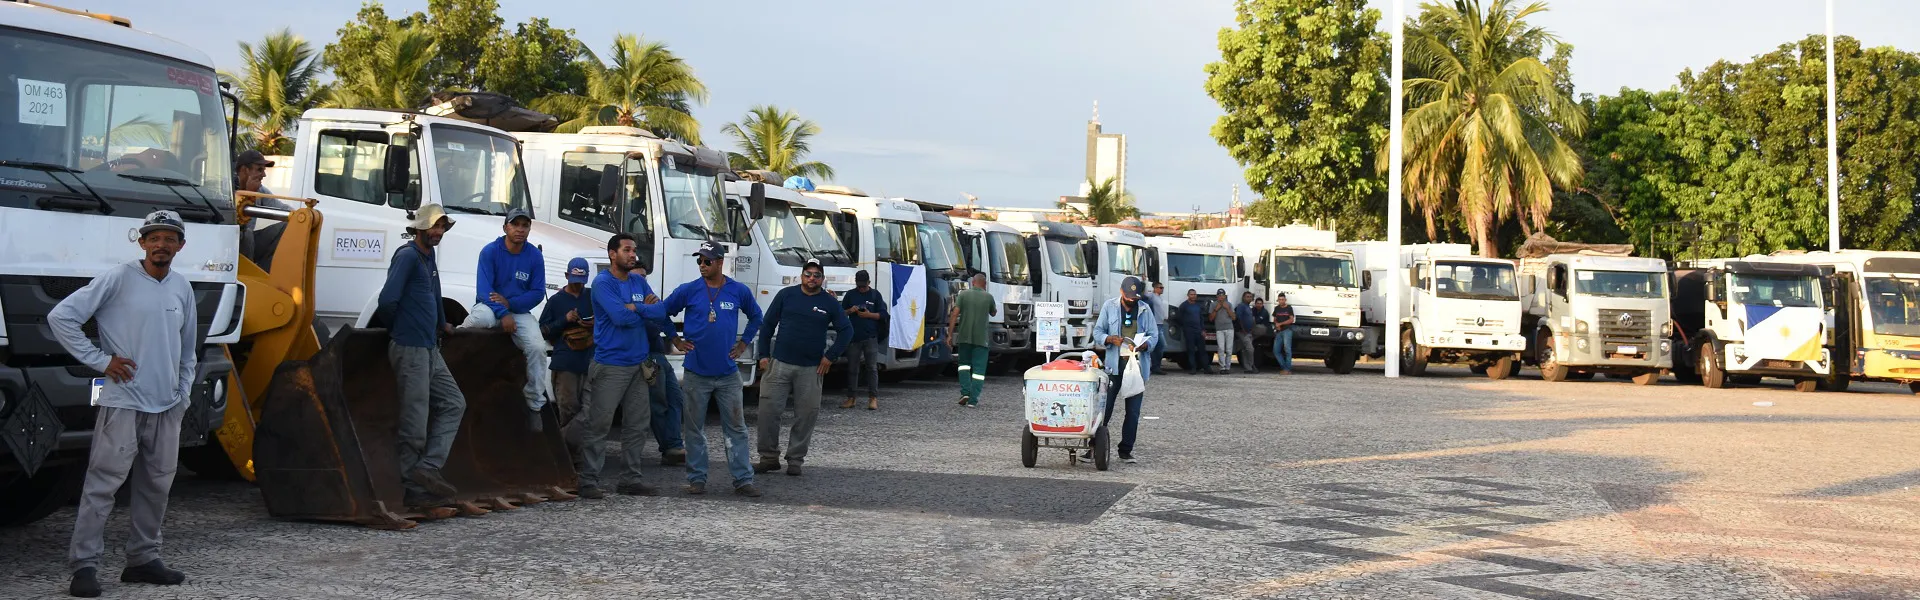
[{"xmin": 3, "ymin": 362, "xmax": 1917, "ymax": 599}]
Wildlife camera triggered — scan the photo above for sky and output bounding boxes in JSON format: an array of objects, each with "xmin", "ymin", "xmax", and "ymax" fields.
[{"xmin": 68, "ymin": 0, "xmax": 1920, "ymax": 213}]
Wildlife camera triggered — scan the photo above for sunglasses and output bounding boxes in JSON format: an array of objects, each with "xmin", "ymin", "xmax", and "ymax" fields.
[{"xmin": 697, "ymin": 257, "xmax": 719, "ymax": 266}]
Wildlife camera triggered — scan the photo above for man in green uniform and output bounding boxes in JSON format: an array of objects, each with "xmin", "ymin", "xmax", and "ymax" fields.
[{"xmin": 947, "ymin": 272, "xmax": 997, "ymax": 407}]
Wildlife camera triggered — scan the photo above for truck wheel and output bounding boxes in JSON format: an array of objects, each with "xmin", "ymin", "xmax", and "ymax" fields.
[
  {"xmin": 1540, "ymin": 336, "xmax": 1569, "ymax": 382},
  {"xmin": 1399, "ymin": 331, "xmax": 1428, "ymax": 376},
  {"xmin": 1631, "ymin": 371, "xmax": 1661, "ymax": 386},
  {"xmin": 1909, "ymin": 381, "xmax": 1920, "ymax": 395},
  {"xmin": 1486, "ymin": 355, "xmax": 1517, "ymax": 380},
  {"xmin": 1794, "ymin": 378, "xmax": 1819, "ymax": 393},
  {"xmin": 179, "ymin": 441, "xmax": 245, "ymax": 480},
  {"xmin": 0, "ymin": 464, "xmax": 82, "ymax": 527},
  {"xmin": 1699, "ymin": 345, "xmax": 1728, "ymax": 389},
  {"xmin": 1470, "ymin": 363, "xmax": 1489, "ymax": 375},
  {"xmin": 1820, "ymin": 373, "xmax": 1850, "ymax": 392},
  {"xmin": 1020, "ymin": 427, "xmax": 1038, "ymax": 468},
  {"xmin": 1327, "ymin": 348, "xmax": 1358, "ymax": 374}
]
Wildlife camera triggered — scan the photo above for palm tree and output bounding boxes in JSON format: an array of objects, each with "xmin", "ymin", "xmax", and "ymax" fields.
[
  {"xmin": 720, "ymin": 105, "xmax": 835, "ymax": 180},
  {"xmin": 328, "ymin": 25, "xmax": 437, "ymax": 110},
  {"xmin": 535, "ymin": 34, "xmax": 707, "ymax": 143},
  {"xmin": 1057, "ymin": 177, "xmax": 1139, "ymax": 224},
  {"xmin": 225, "ymin": 30, "xmax": 331, "ymax": 155},
  {"xmin": 1398, "ymin": 0, "xmax": 1585, "ymax": 256}
]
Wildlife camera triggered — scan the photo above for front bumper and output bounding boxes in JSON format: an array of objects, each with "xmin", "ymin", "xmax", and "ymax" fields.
[
  {"xmin": 989, "ymin": 322, "xmax": 1032, "ymax": 354},
  {"xmin": 1726, "ymin": 344, "xmax": 1831, "ymax": 376},
  {"xmin": 1289, "ymin": 324, "xmax": 1366, "ymax": 347},
  {"xmin": 1854, "ymin": 347, "xmax": 1920, "ymax": 382},
  {"xmin": 1422, "ymin": 331, "xmax": 1528, "ymax": 352},
  {"xmin": 1, "ymin": 346, "xmax": 231, "ymax": 471},
  {"xmin": 1558, "ymin": 335, "xmax": 1674, "ymax": 369}
]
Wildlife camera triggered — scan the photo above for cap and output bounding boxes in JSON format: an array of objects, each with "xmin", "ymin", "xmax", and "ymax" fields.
[
  {"xmin": 235, "ymin": 149, "xmax": 274, "ymax": 168},
  {"xmin": 505, "ymin": 207, "xmax": 532, "ymax": 224},
  {"xmin": 854, "ymin": 269, "xmax": 870, "ymax": 284},
  {"xmin": 1215, "ymin": 288, "xmax": 1228, "ymax": 296},
  {"xmin": 802, "ymin": 259, "xmax": 824, "ymax": 273},
  {"xmin": 1120, "ymin": 276, "xmax": 1144, "ymax": 300},
  {"xmin": 566, "ymin": 257, "xmax": 591, "ymax": 284},
  {"xmin": 138, "ymin": 210, "xmax": 185, "ymax": 237},
  {"xmin": 407, "ymin": 204, "xmax": 455, "ymax": 232},
  {"xmin": 692, "ymin": 240, "xmax": 727, "ymax": 260}
]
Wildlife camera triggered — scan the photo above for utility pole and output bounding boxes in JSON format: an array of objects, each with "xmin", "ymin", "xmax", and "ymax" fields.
[
  {"xmin": 1826, "ymin": 0, "xmax": 1841, "ymax": 252},
  {"xmin": 1385, "ymin": 0, "xmax": 1406, "ymax": 378}
]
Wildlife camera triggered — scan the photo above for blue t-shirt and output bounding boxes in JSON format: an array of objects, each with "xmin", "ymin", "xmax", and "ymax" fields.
[
  {"xmin": 539, "ymin": 287, "xmax": 594, "ymax": 374},
  {"xmin": 839, "ymin": 287, "xmax": 887, "ymax": 342},
  {"xmin": 476, "ymin": 236, "xmax": 546, "ymax": 318},
  {"xmin": 654, "ymin": 277, "xmax": 762, "ymax": 377},
  {"xmin": 759, "ymin": 286, "xmax": 853, "ymax": 366},
  {"xmin": 1176, "ymin": 299, "xmax": 1206, "ymax": 331},
  {"xmin": 591, "ymin": 271, "xmax": 656, "ymax": 367},
  {"xmin": 376, "ymin": 243, "xmax": 444, "ymax": 348}
]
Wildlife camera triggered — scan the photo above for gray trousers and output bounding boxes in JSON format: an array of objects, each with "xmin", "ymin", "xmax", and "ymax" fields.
[
  {"xmin": 844, "ymin": 338, "xmax": 880, "ymax": 398},
  {"xmin": 1235, "ymin": 330, "xmax": 1258, "ymax": 372},
  {"xmin": 390, "ymin": 343, "xmax": 467, "ymax": 495},
  {"xmin": 1215, "ymin": 329, "xmax": 1236, "ymax": 371},
  {"xmin": 69, "ymin": 402, "xmax": 185, "ymax": 573},
  {"xmin": 757, "ymin": 361, "xmax": 823, "ymax": 464},
  {"xmin": 579, "ymin": 361, "xmax": 651, "ymax": 489}
]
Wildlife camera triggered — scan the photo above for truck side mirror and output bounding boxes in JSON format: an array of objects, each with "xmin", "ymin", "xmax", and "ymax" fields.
[
  {"xmin": 382, "ymin": 146, "xmax": 412, "ymax": 197},
  {"xmin": 596, "ymin": 165, "xmax": 622, "ymax": 204},
  {"xmin": 747, "ymin": 182, "xmax": 766, "ymax": 220},
  {"xmin": 1361, "ymin": 271, "xmax": 1372, "ymax": 291}
]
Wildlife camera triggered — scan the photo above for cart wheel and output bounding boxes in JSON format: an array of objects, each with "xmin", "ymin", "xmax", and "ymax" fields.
[
  {"xmin": 1092, "ymin": 427, "xmax": 1111, "ymax": 471},
  {"xmin": 1631, "ymin": 371, "xmax": 1661, "ymax": 386},
  {"xmin": 1020, "ymin": 427, "xmax": 1038, "ymax": 468},
  {"xmin": 1794, "ymin": 378, "xmax": 1819, "ymax": 393}
]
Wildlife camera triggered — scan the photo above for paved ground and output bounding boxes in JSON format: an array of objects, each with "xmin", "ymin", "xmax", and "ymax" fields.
[{"xmin": 2, "ymin": 360, "xmax": 1917, "ymax": 599}]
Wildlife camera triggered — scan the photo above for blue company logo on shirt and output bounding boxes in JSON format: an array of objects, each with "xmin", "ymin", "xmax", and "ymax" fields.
[
  {"xmin": 515, "ymin": 271, "xmax": 530, "ymax": 281},
  {"xmin": 631, "ymin": 293, "xmax": 645, "ymax": 302},
  {"xmin": 720, "ymin": 301, "xmax": 736, "ymax": 310}
]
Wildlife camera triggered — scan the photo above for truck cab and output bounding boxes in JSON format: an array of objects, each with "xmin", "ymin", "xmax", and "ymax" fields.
[
  {"xmin": 1, "ymin": 1, "xmax": 241, "ymax": 524},
  {"xmin": 1519, "ymin": 254, "xmax": 1672, "ymax": 384},
  {"xmin": 1146, "ymin": 236, "xmax": 1244, "ymax": 367},
  {"xmin": 1084, "ymin": 226, "xmax": 1153, "ymax": 306},
  {"xmin": 953, "ymin": 217, "xmax": 1034, "ymax": 358},
  {"xmin": 1000, "ymin": 214, "xmax": 1096, "ymax": 352},
  {"xmin": 1672, "ymin": 259, "xmax": 1833, "ymax": 391},
  {"xmin": 725, "ymin": 179, "xmax": 857, "ymax": 302},
  {"xmin": 1347, "ymin": 243, "xmax": 1525, "ymax": 378},
  {"xmin": 808, "ymin": 186, "xmax": 925, "ymax": 374},
  {"xmin": 915, "ymin": 210, "xmax": 963, "ymax": 368},
  {"xmin": 1757, "ymin": 250, "xmax": 1920, "ymax": 395},
  {"xmin": 1190, "ymin": 225, "xmax": 1365, "ymax": 373}
]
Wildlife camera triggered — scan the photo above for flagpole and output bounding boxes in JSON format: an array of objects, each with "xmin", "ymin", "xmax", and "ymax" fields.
[
  {"xmin": 1385, "ymin": 0, "xmax": 1406, "ymax": 378},
  {"xmin": 1826, "ymin": 0, "xmax": 1841, "ymax": 252}
]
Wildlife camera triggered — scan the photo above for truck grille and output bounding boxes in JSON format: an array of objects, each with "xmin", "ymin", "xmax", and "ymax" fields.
[
  {"xmin": 1004, "ymin": 304, "xmax": 1032, "ymax": 324},
  {"xmin": 1295, "ymin": 316, "xmax": 1340, "ymax": 329},
  {"xmin": 1598, "ymin": 308, "xmax": 1654, "ymax": 350},
  {"xmin": 1454, "ymin": 317, "xmax": 1506, "ymax": 329},
  {"xmin": 38, "ymin": 276, "xmax": 90, "ymax": 299}
]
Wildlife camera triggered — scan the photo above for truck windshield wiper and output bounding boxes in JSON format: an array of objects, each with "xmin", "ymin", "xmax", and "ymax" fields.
[
  {"xmin": 441, "ymin": 205, "xmax": 498, "ymax": 215},
  {"xmin": 116, "ymin": 173, "xmax": 224, "ymax": 224},
  {"xmin": 0, "ymin": 160, "xmax": 114, "ymax": 214}
]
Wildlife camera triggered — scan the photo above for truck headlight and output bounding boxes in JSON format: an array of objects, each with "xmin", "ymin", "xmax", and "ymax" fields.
[
  {"xmin": 1576, "ymin": 338, "xmax": 1589, "ymax": 351},
  {"xmin": 1660, "ymin": 340, "xmax": 1671, "ymax": 354},
  {"xmin": 1575, "ymin": 319, "xmax": 1590, "ymax": 335},
  {"xmin": 1660, "ymin": 321, "xmax": 1673, "ymax": 337}
]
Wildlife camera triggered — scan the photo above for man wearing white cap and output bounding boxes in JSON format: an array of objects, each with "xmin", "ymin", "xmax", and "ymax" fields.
[
  {"xmin": 49, "ymin": 210, "xmax": 200, "ymax": 596},
  {"xmin": 375, "ymin": 204, "xmax": 467, "ymax": 510}
]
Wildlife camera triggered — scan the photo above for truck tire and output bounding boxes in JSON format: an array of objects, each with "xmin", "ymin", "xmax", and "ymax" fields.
[
  {"xmin": 1909, "ymin": 381, "xmax": 1920, "ymax": 395},
  {"xmin": 1820, "ymin": 372, "xmax": 1850, "ymax": 392},
  {"xmin": 1631, "ymin": 371, "xmax": 1661, "ymax": 386},
  {"xmin": 179, "ymin": 441, "xmax": 245, "ymax": 480},
  {"xmin": 1326, "ymin": 348, "xmax": 1359, "ymax": 375},
  {"xmin": 1539, "ymin": 336, "xmax": 1569, "ymax": 382},
  {"xmin": 1793, "ymin": 378, "xmax": 1819, "ymax": 393},
  {"xmin": 1699, "ymin": 345, "xmax": 1728, "ymax": 389},
  {"xmin": 1470, "ymin": 363, "xmax": 1489, "ymax": 375},
  {"xmin": 1399, "ymin": 332, "xmax": 1428, "ymax": 377},
  {"xmin": 1486, "ymin": 355, "xmax": 1517, "ymax": 380},
  {"xmin": 0, "ymin": 464, "xmax": 82, "ymax": 527},
  {"xmin": 1020, "ymin": 427, "xmax": 1038, "ymax": 468}
]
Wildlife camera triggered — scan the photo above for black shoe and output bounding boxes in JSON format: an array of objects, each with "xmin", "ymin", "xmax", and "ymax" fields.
[
  {"xmin": 754, "ymin": 459, "xmax": 782, "ymax": 473},
  {"xmin": 616, "ymin": 482, "xmax": 658, "ymax": 496},
  {"xmin": 659, "ymin": 449, "xmax": 686, "ymax": 466},
  {"xmin": 1121, "ymin": 453, "xmax": 1138, "ymax": 464},
  {"xmin": 403, "ymin": 489, "xmax": 452, "ymax": 509},
  {"xmin": 528, "ymin": 410, "xmax": 544, "ymax": 433},
  {"xmin": 407, "ymin": 467, "xmax": 458, "ymax": 497},
  {"xmin": 785, "ymin": 462, "xmax": 803, "ymax": 476},
  {"xmin": 69, "ymin": 567, "xmax": 100, "ymax": 597},
  {"xmin": 120, "ymin": 559, "xmax": 185, "ymax": 585},
  {"xmin": 577, "ymin": 485, "xmax": 606, "ymax": 500},
  {"xmin": 734, "ymin": 484, "xmax": 763, "ymax": 497},
  {"xmin": 685, "ymin": 481, "xmax": 706, "ymax": 495}
]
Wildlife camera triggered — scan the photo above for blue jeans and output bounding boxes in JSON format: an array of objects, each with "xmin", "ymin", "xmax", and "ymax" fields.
[
  {"xmin": 1182, "ymin": 327, "xmax": 1206, "ymax": 372},
  {"xmin": 1272, "ymin": 327, "xmax": 1295, "ymax": 371},
  {"xmin": 680, "ymin": 371, "xmax": 754, "ymax": 488},
  {"xmin": 648, "ymin": 353, "xmax": 684, "ymax": 453},
  {"xmin": 1151, "ymin": 325, "xmax": 1167, "ymax": 372}
]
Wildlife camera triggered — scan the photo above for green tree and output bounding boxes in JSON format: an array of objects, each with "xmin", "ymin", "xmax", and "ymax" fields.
[
  {"xmin": 477, "ymin": 18, "xmax": 590, "ymax": 103},
  {"xmin": 1205, "ymin": 0, "xmax": 1390, "ymax": 240},
  {"xmin": 329, "ymin": 24, "xmax": 438, "ymax": 110},
  {"xmin": 322, "ymin": 2, "xmax": 404, "ymax": 98},
  {"xmin": 535, "ymin": 34, "xmax": 708, "ymax": 143},
  {"xmin": 419, "ymin": 0, "xmax": 502, "ymax": 91},
  {"xmin": 227, "ymin": 29, "xmax": 330, "ymax": 155},
  {"xmin": 1399, "ymin": 0, "xmax": 1586, "ymax": 256},
  {"xmin": 1057, "ymin": 177, "xmax": 1139, "ymax": 224},
  {"xmin": 720, "ymin": 105, "xmax": 835, "ymax": 181}
]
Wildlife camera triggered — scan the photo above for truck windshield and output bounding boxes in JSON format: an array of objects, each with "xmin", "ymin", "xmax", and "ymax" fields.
[
  {"xmin": 1434, "ymin": 261, "xmax": 1519, "ymax": 300},
  {"xmin": 1108, "ymin": 243, "xmax": 1149, "ymax": 276},
  {"xmin": 919, "ymin": 221, "xmax": 963, "ymax": 275},
  {"xmin": 988, "ymin": 231, "xmax": 1031, "ymax": 285},
  {"xmin": 1044, "ymin": 236, "xmax": 1091, "ymax": 278},
  {"xmin": 1575, "ymin": 270, "xmax": 1666, "ymax": 298},
  {"xmin": 1731, "ymin": 274, "xmax": 1820, "ymax": 308},
  {"xmin": 1271, "ymin": 253, "xmax": 1356, "ymax": 287},
  {"xmin": 1865, "ymin": 277, "xmax": 1920, "ymax": 337},
  {"xmin": 0, "ymin": 27, "xmax": 231, "ymax": 219},
  {"xmin": 1167, "ymin": 252, "xmax": 1235, "ymax": 283},
  {"xmin": 659, "ymin": 159, "xmax": 728, "ymax": 241},
  {"xmin": 758, "ymin": 202, "xmax": 851, "ymax": 267},
  {"xmin": 430, "ymin": 125, "xmax": 529, "ymax": 217}
]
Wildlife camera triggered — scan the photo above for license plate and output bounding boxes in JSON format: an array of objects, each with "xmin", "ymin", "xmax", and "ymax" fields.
[
  {"xmin": 1618, "ymin": 345, "xmax": 1639, "ymax": 355},
  {"xmin": 90, "ymin": 377, "xmax": 105, "ymax": 406},
  {"xmin": 1310, "ymin": 328, "xmax": 1330, "ymax": 336},
  {"xmin": 1071, "ymin": 326, "xmax": 1088, "ymax": 338}
]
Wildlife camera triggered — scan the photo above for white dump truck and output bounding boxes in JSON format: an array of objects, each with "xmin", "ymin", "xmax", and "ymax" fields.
[
  {"xmin": 1000, "ymin": 213, "xmax": 1096, "ymax": 352},
  {"xmin": 1671, "ymin": 258, "xmax": 1833, "ymax": 392},
  {"xmin": 1344, "ymin": 242, "xmax": 1526, "ymax": 378},
  {"xmin": 953, "ymin": 217, "xmax": 1035, "ymax": 365},
  {"xmin": 1757, "ymin": 250, "xmax": 1920, "ymax": 394},
  {"xmin": 1515, "ymin": 238, "xmax": 1672, "ymax": 384},
  {"xmin": 1146, "ymin": 236, "xmax": 1245, "ymax": 370},
  {"xmin": 1186, "ymin": 225, "xmax": 1365, "ymax": 373}
]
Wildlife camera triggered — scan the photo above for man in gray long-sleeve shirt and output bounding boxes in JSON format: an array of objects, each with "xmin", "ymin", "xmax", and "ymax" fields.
[{"xmin": 48, "ymin": 210, "xmax": 199, "ymax": 597}]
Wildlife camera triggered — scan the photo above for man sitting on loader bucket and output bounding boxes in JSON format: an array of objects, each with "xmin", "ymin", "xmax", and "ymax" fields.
[{"xmin": 375, "ymin": 204, "xmax": 467, "ymax": 508}]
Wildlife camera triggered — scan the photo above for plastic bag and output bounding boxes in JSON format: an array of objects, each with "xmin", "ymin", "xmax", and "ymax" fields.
[{"xmin": 1118, "ymin": 352, "xmax": 1146, "ymax": 398}]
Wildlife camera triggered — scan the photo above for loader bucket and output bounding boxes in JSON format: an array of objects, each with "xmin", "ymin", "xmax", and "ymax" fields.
[{"xmin": 251, "ymin": 327, "xmax": 575, "ymax": 529}]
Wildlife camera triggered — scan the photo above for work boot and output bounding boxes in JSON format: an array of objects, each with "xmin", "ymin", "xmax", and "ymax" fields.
[
  {"xmin": 840, "ymin": 397, "xmax": 857, "ymax": 409},
  {"xmin": 120, "ymin": 559, "xmax": 186, "ymax": 585},
  {"xmin": 659, "ymin": 448, "xmax": 686, "ymax": 466},
  {"xmin": 733, "ymin": 483, "xmax": 763, "ymax": 497},
  {"xmin": 786, "ymin": 461, "xmax": 803, "ymax": 476},
  {"xmin": 616, "ymin": 482, "xmax": 659, "ymax": 496},
  {"xmin": 867, "ymin": 396, "xmax": 879, "ymax": 411},
  {"xmin": 407, "ymin": 467, "xmax": 458, "ymax": 497},
  {"xmin": 685, "ymin": 481, "xmax": 706, "ymax": 495},
  {"xmin": 577, "ymin": 485, "xmax": 606, "ymax": 500},
  {"xmin": 754, "ymin": 458, "xmax": 782, "ymax": 473},
  {"xmin": 69, "ymin": 567, "xmax": 100, "ymax": 598},
  {"xmin": 528, "ymin": 409, "xmax": 544, "ymax": 433}
]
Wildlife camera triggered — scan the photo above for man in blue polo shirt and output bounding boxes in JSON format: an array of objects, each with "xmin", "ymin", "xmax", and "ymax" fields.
[
  {"xmin": 578, "ymin": 234, "xmax": 660, "ymax": 499},
  {"xmin": 654, "ymin": 241, "xmax": 764, "ymax": 497},
  {"xmin": 458, "ymin": 208, "xmax": 550, "ymax": 431},
  {"xmin": 754, "ymin": 260, "xmax": 852, "ymax": 476}
]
